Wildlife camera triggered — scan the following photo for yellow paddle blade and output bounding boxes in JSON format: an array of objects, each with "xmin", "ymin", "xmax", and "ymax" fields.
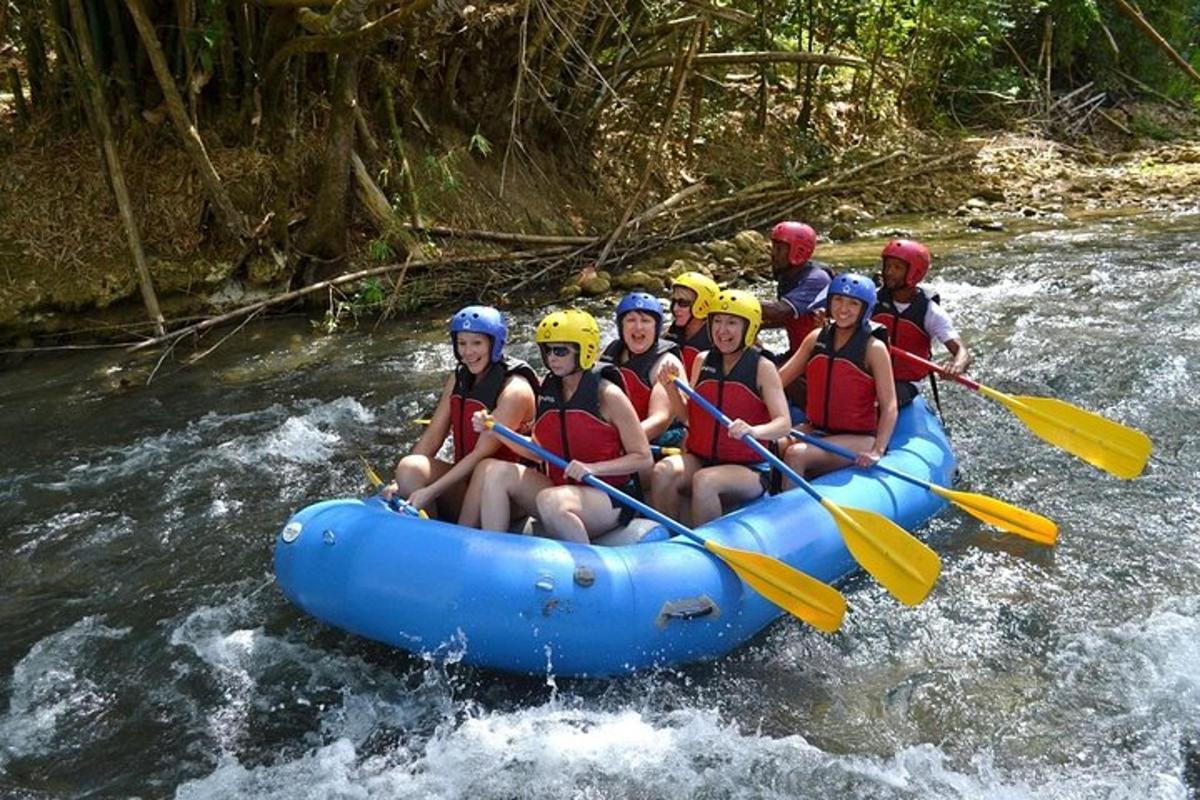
[
  {"xmin": 930, "ymin": 485, "xmax": 1058, "ymax": 546},
  {"xmin": 358, "ymin": 455, "xmax": 385, "ymax": 487},
  {"xmin": 982, "ymin": 388, "xmax": 1152, "ymax": 480},
  {"xmin": 704, "ymin": 540, "xmax": 847, "ymax": 632},
  {"xmin": 821, "ymin": 499, "xmax": 940, "ymax": 606}
]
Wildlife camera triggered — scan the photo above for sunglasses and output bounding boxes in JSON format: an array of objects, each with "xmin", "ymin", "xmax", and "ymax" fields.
[
  {"xmin": 540, "ymin": 344, "xmax": 576, "ymax": 358},
  {"xmin": 670, "ymin": 298, "xmax": 694, "ymax": 308}
]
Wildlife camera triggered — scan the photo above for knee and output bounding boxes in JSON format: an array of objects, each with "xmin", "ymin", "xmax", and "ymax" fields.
[
  {"xmin": 536, "ymin": 487, "xmax": 572, "ymax": 526},
  {"xmin": 691, "ymin": 469, "xmax": 719, "ymax": 497},
  {"xmin": 652, "ymin": 458, "xmax": 681, "ymax": 491},
  {"xmin": 393, "ymin": 455, "xmax": 428, "ymax": 493}
]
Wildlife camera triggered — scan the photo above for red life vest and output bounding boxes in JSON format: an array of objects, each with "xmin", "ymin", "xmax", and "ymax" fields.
[
  {"xmin": 600, "ymin": 338, "xmax": 681, "ymax": 420},
  {"xmin": 872, "ymin": 288, "xmax": 939, "ymax": 382},
  {"xmin": 686, "ymin": 347, "xmax": 771, "ymax": 465},
  {"xmin": 805, "ymin": 324, "xmax": 888, "ymax": 434},
  {"xmin": 665, "ymin": 323, "xmax": 713, "ymax": 377},
  {"xmin": 449, "ymin": 357, "xmax": 540, "ymax": 462},
  {"xmin": 532, "ymin": 365, "xmax": 630, "ymax": 487},
  {"xmin": 778, "ymin": 262, "xmax": 835, "ymax": 355}
]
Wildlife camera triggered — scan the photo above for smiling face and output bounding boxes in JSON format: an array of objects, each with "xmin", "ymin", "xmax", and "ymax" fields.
[
  {"xmin": 454, "ymin": 331, "xmax": 493, "ymax": 375},
  {"xmin": 621, "ymin": 310, "xmax": 658, "ymax": 356},
  {"xmin": 829, "ymin": 294, "xmax": 866, "ymax": 329},
  {"xmin": 669, "ymin": 287, "xmax": 698, "ymax": 326},
  {"xmin": 709, "ymin": 313, "xmax": 748, "ymax": 354}
]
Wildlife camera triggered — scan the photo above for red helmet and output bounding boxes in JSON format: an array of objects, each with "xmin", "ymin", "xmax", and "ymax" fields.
[
  {"xmin": 771, "ymin": 221, "xmax": 817, "ymax": 267},
  {"xmin": 881, "ymin": 239, "xmax": 931, "ymax": 287}
]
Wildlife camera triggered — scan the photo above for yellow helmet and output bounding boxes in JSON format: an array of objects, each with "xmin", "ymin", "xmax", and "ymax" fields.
[
  {"xmin": 535, "ymin": 309, "xmax": 601, "ymax": 369},
  {"xmin": 670, "ymin": 272, "xmax": 719, "ymax": 320},
  {"xmin": 707, "ymin": 289, "xmax": 762, "ymax": 348}
]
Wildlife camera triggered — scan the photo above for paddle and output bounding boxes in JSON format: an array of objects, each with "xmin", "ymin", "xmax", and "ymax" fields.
[
  {"xmin": 484, "ymin": 419, "xmax": 847, "ymax": 633},
  {"xmin": 890, "ymin": 347, "xmax": 1151, "ymax": 480},
  {"xmin": 651, "ymin": 444, "xmax": 682, "ymax": 457},
  {"xmin": 789, "ymin": 430, "xmax": 1058, "ymax": 546},
  {"xmin": 675, "ymin": 378, "xmax": 940, "ymax": 606},
  {"xmin": 357, "ymin": 456, "xmax": 428, "ymax": 518}
]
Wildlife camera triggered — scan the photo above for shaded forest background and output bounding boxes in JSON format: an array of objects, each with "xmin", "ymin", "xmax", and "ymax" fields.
[{"xmin": 0, "ymin": 0, "xmax": 1197, "ymax": 343}]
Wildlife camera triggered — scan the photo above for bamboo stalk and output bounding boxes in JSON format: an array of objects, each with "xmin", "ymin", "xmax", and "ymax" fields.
[
  {"xmin": 1110, "ymin": 0, "xmax": 1200, "ymax": 86},
  {"xmin": 621, "ymin": 50, "xmax": 866, "ymax": 71},
  {"xmin": 66, "ymin": 0, "xmax": 165, "ymax": 337},
  {"xmin": 124, "ymin": 0, "xmax": 251, "ymax": 240}
]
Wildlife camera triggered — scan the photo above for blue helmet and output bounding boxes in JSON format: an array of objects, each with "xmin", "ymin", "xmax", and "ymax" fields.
[
  {"xmin": 827, "ymin": 272, "xmax": 877, "ymax": 328},
  {"xmin": 615, "ymin": 291, "xmax": 664, "ymax": 337},
  {"xmin": 450, "ymin": 305, "xmax": 507, "ymax": 363}
]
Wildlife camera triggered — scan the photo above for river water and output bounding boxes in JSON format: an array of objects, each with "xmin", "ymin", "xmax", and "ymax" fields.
[{"xmin": 2, "ymin": 213, "xmax": 1198, "ymax": 799}]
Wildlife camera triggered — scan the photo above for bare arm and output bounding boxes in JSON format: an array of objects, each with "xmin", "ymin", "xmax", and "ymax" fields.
[
  {"xmin": 777, "ymin": 328, "xmax": 820, "ymax": 388},
  {"xmin": 644, "ymin": 352, "xmax": 685, "ymax": 440},
  {"xmin": 760, "ymin": 297, "xmax": 795, "ymax": 326},
  {"xmin": 589, "ymin": 382, "xmax": 653, "ymax": 476},
  {"xmin": 942, "ymin": 337, "xmax": 971, "ymax": 377},
  {"xmin": 425, "ymin": 376, "xmax": 536, "ymax": 498},
  {"xmin": 865, "ymin": 340, "xmax": 899, "ymax": 461},
  {"xmin": 751, "ymin": 358, "xmax": 793, "ymax": 440}
]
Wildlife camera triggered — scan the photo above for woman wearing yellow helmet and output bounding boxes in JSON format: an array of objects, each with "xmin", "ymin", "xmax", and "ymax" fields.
[
  {"xmin": 664, "ymin": 272, "xmax": 718, "ymax": 376},
  {"xmin": 467, "ymin": 309, "xmax": 652, "ymax": 542},
  {"xmin": 652, "ymin": 290, "xmax": 792, "ymax": 525}
]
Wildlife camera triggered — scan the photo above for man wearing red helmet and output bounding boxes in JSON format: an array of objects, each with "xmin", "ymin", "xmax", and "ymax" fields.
[
  {"xmin": 873, "ymin": 239, "xmax": 972, "ymax": 407},
  {"xmin": 761, "ymin": 221, "xmax": 834, "ymax": 359}
]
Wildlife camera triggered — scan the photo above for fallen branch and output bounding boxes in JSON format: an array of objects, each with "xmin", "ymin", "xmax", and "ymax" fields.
[
  {"xmin": 404, "ymin": 225, "xmax": 597, "ymax": 246},
  {"xmin": 621, "ymin": 50, "xmax": 866, "ymax": 72},
  {"xmin": 127, "ymin": 247, "xmax": 573, "ymax": 353}
]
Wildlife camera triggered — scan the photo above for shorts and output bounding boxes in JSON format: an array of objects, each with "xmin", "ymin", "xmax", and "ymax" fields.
[
  {"xmin": 654, "ymin": 422, "xmax": 687, "ymax": 448},
  {"xmin": 694, "ymin": 457, "xmax": 777, "ymax": 498}
]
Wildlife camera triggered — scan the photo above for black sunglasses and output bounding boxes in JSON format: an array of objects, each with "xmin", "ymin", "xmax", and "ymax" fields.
[
  {"xmin": 670, "ymin": 297, "xmax": 693, "ymax": 308},
  {"xmin": 540, "ymin": 344, "xmax": 576, "ymax": 358}
]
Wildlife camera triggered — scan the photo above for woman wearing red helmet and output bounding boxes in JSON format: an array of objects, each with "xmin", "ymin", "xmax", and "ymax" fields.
[{"xmin": 874, "ymin": 239, "xmax": 972, "ymax": 407}]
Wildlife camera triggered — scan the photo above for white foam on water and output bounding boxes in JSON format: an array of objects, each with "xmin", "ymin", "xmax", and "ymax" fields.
[
  {"xmin": 173, "ymin": 699, "xmax": 1078, "ymax": 800},
  {"xmin": 0, "ymin": 616, "xmax": 129, "ymax": 767}
]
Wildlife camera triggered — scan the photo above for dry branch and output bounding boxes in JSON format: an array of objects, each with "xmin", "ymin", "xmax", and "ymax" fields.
[{"xmin": 622, "ymin": 50, "xmax": 866, "ymax": 72}]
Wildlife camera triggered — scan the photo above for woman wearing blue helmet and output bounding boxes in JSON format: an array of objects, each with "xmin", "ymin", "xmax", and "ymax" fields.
[
  {"xmin": 778, "ymin": 272, "xmax": 898, "ymax": 480},
  {"xmin": 385, "ymin": 305, "xmax": 538, "ymax": 523},
  {"xmin": 600, "ymin": 292, "xmax": 687, "ymax": 446}
]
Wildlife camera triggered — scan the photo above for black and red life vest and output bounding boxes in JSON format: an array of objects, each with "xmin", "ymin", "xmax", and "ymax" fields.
[
  {"xmin": 778, "ymin": 262, "xmax": 835, "ymax": 355},
  {"xmin": 665, "ymin": 323, "xmax": 713, "ymax": 377},
  {"xmin": 686, "ymin": 347, "xmax": 771, "ymax": 465},
  {"xmin": 600, "ymin": 338, "xmax": 681, "ymax": 420},
  {"xmin": 532, "ymin": 365, "xmax": 630, "ymax": 487},
  {"xmin": 449, "ymin": 358, "xmax": 539, "ymax": 462},
  {"xmin": 871, "ymin": 287, "xmax": 940, "ymax": 383},
  {"xmin": 805, "ymin": 323, "xmax": 888, "ymax": 435}
]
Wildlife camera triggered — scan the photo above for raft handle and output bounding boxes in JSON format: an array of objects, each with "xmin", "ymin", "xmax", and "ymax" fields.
[{"xmin": 656, "ymin": 596, "xmax": 719, "ymax": 628}]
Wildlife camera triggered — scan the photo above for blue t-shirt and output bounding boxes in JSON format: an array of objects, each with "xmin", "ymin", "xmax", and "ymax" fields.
[{"xmin": 777, "ymin": 261, "xmax": 833, "ymax": 316}]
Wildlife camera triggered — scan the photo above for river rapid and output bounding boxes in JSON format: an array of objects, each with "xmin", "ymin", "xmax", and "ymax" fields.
[{"xmin": 2, "ymin": 213, "xmax": 1199, "ymax": 799}]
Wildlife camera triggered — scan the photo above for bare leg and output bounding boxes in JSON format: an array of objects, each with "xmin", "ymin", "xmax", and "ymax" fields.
[
  {"xmin": 782, "ymin": 433, "xmax": 874, "ymax": 486},
  {"xmin": 536, "ymin": 485, "xmax": 622, "ymax": 543},
  {"xmin": 650, "ymin": 454, "xmax": 701, "ymax": 523},
  {"xmin": 478, "ymin": 460, "xmax": 551, "ymax": 533},
  {"xmin": 690, "ymin": 464, "xmax": 765, "ymax": 525}
]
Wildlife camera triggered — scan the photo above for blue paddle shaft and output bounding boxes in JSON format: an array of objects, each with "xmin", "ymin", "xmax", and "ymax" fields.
[
  {"xmin": 790, "ymin": 429, "xmax": 931, "ymax": 491},
  {"xmin": 674, "ymin": 378, "xmax": 824, "ymax": 503},
  {"xmin": 489, "ymin": 421, "xmax": 702, "ymax": 544}
]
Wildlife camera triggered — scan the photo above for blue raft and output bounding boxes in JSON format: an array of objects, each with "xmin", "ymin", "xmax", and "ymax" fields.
[{"xmin": 274, "ymin": 397, "xmax": 955, "ymax": 676}]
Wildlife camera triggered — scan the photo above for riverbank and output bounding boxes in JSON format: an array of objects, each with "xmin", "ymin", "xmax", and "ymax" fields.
[{"xmin": 1, "ymin": 105, "xmax": 1197, "ymax": 350}]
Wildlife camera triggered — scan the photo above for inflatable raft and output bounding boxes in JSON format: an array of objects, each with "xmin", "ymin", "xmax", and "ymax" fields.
[{"xmin": 274, "ymin": 397, "xmax": 955, "ymax": 676}]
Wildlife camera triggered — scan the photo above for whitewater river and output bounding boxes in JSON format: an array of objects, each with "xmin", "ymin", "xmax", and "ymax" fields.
[{"xmin": 2, "ymin": 213, "xmax": 1198, "ymax": 798}]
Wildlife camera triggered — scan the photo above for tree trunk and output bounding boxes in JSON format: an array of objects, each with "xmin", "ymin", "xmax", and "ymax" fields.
[
  {"xmin": 65, "ymin": 0, "xmax": 165, "ymax": 336},
  {"xmin": 297, "ymin": 52, "xmax": 360, "ymax": 282}
]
